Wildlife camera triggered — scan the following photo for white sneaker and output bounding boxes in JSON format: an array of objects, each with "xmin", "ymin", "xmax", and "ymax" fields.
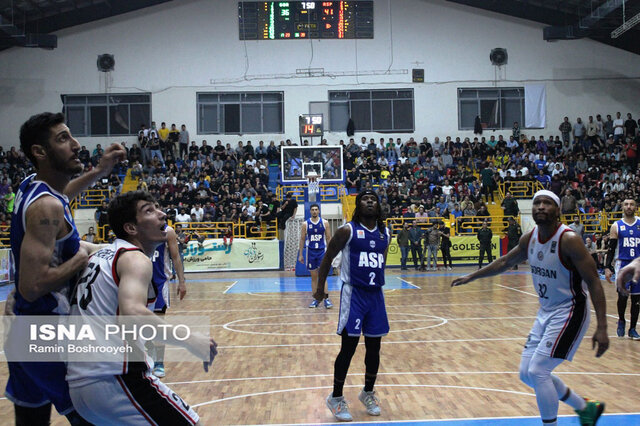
[
  {"xmin": 326, "ymin": 394, "xmax": 353, "ymax": 421},
  {"xmin": 447, "ymin": 266, "xmax": 452, "ymax": 270},
  {"xmin": 358, "ymin": 388, "xmax": 381, "ymax": 416}
]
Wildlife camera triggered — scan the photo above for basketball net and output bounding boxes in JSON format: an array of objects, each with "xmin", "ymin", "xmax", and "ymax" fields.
[{"xmin": 307, "ymin": 175, "xmax": 320, "ymax": 202}]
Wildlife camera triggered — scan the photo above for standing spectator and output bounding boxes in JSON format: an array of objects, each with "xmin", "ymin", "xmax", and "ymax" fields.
[
  {"xmin": 179, "ymin": 124, "xmax": 189, "ymax": 159},
  {"xmin": 501, "ymin": 192, "xmax": 519, "ymax": 217},
  {"xmin": 558, "ymin": 116, "xmax": 572, "ymax": 143},
  {"xmin": 512, "ymin": 121, "xmax": 521, "ymax": 142},
  {"xmin": 572, "ymin": 117, "xmax": 585, "ymax": 147},
  {"xmin": 167, "ymin": 124, "xmax": 180, "ymax": 157},
  {"xmin": 396, "ymin": 222, "xmax": 410, "ymax": 270},
  {"xmin": 480, "ymin": 162, "xmax": 495, "ymax": 204},
  {"xmin": 138, "ymin": 124, "xmax": 150, "ymax": 165},
  {"xmin": 585, "ymin": 236, "xmax": 598, "ymax": 266},
  {"xmin": 624, "ymin": 113, "xmax": 638, "ymax": 138},
  {"xmin": 560, "ymin": 188, "xmax": 578, "ymax": 215},
  {"xmin": 276, "ymin": 192, "xmax": 298, "ymax": 230},
  {"xmin": 422, "ymin": 222, "xmax": 442, "ymax": 271},
  {"xmin": 569, "ymin": 216, "xmax": 584, "ymax": 241},
  {"xmin": 477, "ymin": 220, "xmax": 493, "ymax": 269},
  {"xmin": 95, "ymin": 201, "xmax": 109, "ymax": 240},
  {"xmin": 440, "ymin": 226, "xmax": 453, "ymax": 270},
  {"xmin": 613, "ymin": 112, "xmax": 625, "ymax": 143},
  {"xmin": 408, "ymin": 221, "xmax": 423, "ymax": 270},
  {"xmin": 175, "ymin": 223, "xmax": 189, "ymax": 264},
  {"xmin": 158, "ymin": 122, "xmax": 170, "ymax": 152},
  {"xmin": 504, "ymin": 217, "xmax": 522, "ymax": 269}
]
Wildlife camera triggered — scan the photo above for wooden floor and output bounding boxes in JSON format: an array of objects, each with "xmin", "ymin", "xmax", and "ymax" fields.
[{"xmin": 1, "ymin": 267, "xmax": 639, "ymax": 425}]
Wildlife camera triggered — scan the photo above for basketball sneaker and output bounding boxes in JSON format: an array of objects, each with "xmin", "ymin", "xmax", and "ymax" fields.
[
  {"xmin": 309, "ymin": 299, "xmax": 320, "ymax": 308},
  {"xmin": 575, "ymin": 398, "xmax": 604, "ymax": 425},
  {"xmin": 617, "ymin": 320, "xmax": 626, "ymax": 337},
  {"xmin": 324, "ymin": 298, "xmax": 333, "ymax": 309},
  {"xmin": 153, "ymin": 363, "xmax": 165, "ymax": 378},
  {"xmin": 326, "ymin": 394, "xmax": 352, "ymax": 421},
  {"xmin": 628, "ymin": 328, "xmax": 640, "ymax": 340},
  {"xmin": 358, "ymin": 388, "xmax": 381, "ymax": 416}
]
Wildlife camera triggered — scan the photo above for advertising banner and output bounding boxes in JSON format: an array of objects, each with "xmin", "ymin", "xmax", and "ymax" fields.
[
  {"xmin": 386, "ymin": 236, "xmax": 502, "ymax": 266},
  {"xmin": 182, "ymin": 238, "xmax": 279, "ymax": 272}
]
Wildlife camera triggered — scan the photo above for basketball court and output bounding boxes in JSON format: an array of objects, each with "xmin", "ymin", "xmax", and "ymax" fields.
[{"xmin": 0, "ymin": 267, "xmax": 637, "ymax": 425}]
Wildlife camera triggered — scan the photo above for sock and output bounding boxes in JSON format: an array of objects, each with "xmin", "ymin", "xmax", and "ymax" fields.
[
  {"xmin": 541, "ymin": 419, "xmax": 557, "ymax": 426},
  {"xmin": 617, "ymin": 294, "xmax": 629, "ymax": 322},
  {"xmin": 557, "ymin": 383, "xmax": 587, "ymax": 411},
  {"xmin": 630, "ymin": 295, "xmax": 640, "ymax": 329}
]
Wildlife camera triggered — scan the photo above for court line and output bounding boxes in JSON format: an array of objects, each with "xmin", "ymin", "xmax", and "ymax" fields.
[
  {"xmin": 163, "ymin": 369, "xmax": 640, "ymax": 386},
  {"xmin": 190, "ymin": 383, "xmax": 536, "ymax": 409},
  {"xmin": 398, "ymin": 277, "xmax": 421, "ymax": 289},
  {"xmin": 222, "ymin": 281, "xmax": 239, "ymax": 294},
  {"xmin": 166, "ymin": 336, "xmax": 526, "ymax": 351}
]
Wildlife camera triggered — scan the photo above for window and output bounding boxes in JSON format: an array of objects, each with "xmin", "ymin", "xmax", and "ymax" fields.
[
  {"xmin": 197, "ymin": 92, "xmax": 284, "ymax": 134},
  {"xmin": 458, "ymin": 88, "xmax": 524, "ymax": 130},
  {"xmin": 61, "ymin": 94, "xmax": 151, "ymax": 137},
  {"xmin": 328, "ymin": 89, "xmax": 414, "ymax": 133}
]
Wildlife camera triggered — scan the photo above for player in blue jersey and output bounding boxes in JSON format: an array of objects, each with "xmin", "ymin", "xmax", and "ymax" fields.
[
  {"xmin": 299, "ymin": 204, "xmax": 332, "ymax": 308},
  {"xmin": 5, "ymin": 112, "xmax": 125, "ymax": 425},
  {"xmin": 149, "ymin": 222, "xmax": 187, "ymax": 378},
  {"xmin": 605, "ymin": 198, "xmax": 640, "ymax": 339},
  {"xmin": 315, "ymin": 190, "xmax": 390, "ymax": 422}
]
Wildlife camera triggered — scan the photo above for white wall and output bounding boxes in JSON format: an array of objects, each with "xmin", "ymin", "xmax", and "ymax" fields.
[{"xmin": 1, "ymin": 0, "xmax": 639, "ymax": 152}]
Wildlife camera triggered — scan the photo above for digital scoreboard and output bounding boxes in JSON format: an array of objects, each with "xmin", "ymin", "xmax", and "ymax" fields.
[
  {"xmin": 299, "ymin": 114, "xmax": 324, "ymax": 136},
  {"xmin": 239, "ymin": 1, "xmax": 373, "ymax": 40}
]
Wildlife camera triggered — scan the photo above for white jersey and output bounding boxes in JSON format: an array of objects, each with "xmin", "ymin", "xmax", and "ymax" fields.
[
  {"xmin": 67, "ymin": 239, "xmax": 156, "ymax": 386},
  {"xmin": 528, "ymin": 224, "xmax": 589, "ymax": 311}
]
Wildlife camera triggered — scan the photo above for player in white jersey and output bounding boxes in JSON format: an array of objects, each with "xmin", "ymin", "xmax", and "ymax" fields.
[
  {"xmin": 604, "ymin": 198, "xmax": 640, "ymax": 339},
  {"xmin": 67, "ymin": 191, "xmax": 216, "ymax": 425},
  {"xmin": 452, "ymin": 190, "xmax": 609, "ymax": 426}
]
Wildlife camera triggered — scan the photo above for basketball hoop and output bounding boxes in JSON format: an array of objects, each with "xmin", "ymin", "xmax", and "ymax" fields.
[{"xmin": 306, "ymin": 171, "xmax": 320, "ymax": 202}]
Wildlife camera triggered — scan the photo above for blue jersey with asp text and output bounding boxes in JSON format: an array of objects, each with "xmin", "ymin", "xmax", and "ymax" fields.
[
  {"xmin": 10, "ymin": 174, "xmax": 80, "ymax": 315},
  {"xmin": 339, "ymin": 221, "xmax": 389, "ymax": 288},
  {"xmin": 305, "ymin": 217, "xmax": 326, "ymax": 251},
  {"xmin": 616, "ymin": 218, "xmax": 640, "ymax": 262}
]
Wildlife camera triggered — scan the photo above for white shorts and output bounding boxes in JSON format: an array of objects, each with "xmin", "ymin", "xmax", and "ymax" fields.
[
  {"xmin": 523, "ymin": 303, "xmax": 590, "ymax": 361},
  {"xmin": 69, "ymin": 369, "xmax": 199, "ymax": 425},
  {"xmin": 331, "ymin": 252, "xmax": 342, "ymax": 269}
]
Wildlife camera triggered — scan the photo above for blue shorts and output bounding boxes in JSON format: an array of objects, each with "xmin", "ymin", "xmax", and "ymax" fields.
[
  {"xmin": 306, "ymin": 248, "xmax": 325, "ymax": 271},
  {"xmin": 616, "ymin": 259, "xmax": 640, "ymax": 295},
  {"xmin": 153, "ymin": 279, "xmax": 170, "ymax": 313},
  {"xmin": 6, "ymin": 361, "xmax": 74, "ymax": 414},
  {"xmin": 337, "ymin": 283, "xmax": 389, "ymax": 337}
]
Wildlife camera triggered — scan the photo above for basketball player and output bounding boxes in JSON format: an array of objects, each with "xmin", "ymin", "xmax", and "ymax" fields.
[
  {"xmin": 604, "ymin": 198, "xmax": 640, "ymax": 339},
  {"xmin": 452, "ymin": 190, "xmax": 608, "ymax": 426},
  {"xmin": 6, "ymin": 112, "xmax": 125, "ymax": 425},
  {"xmin": 299, "ymin": 204, "xmax": 333, "ymax": 308},
  {"xmin": 315, "ymin": 190, "xmax": 390, "ymax": 421},
  {"xmin": 67, "ymin": 191, "xmax": 216, "ymax": 425},
  {"xmin": 617, "ymin": 257, "xmax": 640, "ymax": 293},
  {"xmin": 149, "ymin": 220, "xmax": 187, "ymax": 378}
]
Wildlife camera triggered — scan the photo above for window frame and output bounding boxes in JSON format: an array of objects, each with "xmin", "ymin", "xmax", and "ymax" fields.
[
  {"xmin": 61, "ymin": 93, "xmax": 151, "ymax": 137},
  {"xmin": 196, "ymin": 92, "xmax": 285, "ymax": 135},
  {"xmin": 328, "ymin": 89, "xmax": 415, "ymax": 133},
  {"xmin": 457, "ymin": 87, "xmax": 524, "ymax": 130}
]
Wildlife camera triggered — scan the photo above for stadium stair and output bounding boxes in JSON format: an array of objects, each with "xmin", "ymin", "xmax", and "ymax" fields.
[
  {"xmin": 341, "ymin": 194, "xmax": 356, "ymax": 221},
  {"xmin": 120, "ymin": 168, "xmax": 139, "ymax": 193},
  {"xmin": 487, "ymin": 190, "xmax": 504, "ymax": 221},
  {"xmin": 268, "ymin": 165, "xmax": 280, "ymax": 192}
]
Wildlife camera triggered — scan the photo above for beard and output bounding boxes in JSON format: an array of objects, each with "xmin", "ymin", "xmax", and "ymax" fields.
[
  {"xmin": 532, "ymin": 212, "xmax": 556, "ymax": 225},
  {"xmin": 46, "ymin": 147, "xmax": 83, "ymax": 175}
]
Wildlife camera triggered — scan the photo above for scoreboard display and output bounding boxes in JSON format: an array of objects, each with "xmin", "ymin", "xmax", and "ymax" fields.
[
  {"xmin": 299, "ymin": 114, "xmax": 324, "ymax": 136},
  {"xmin": 239, "ymin": 1, "xmax": 373, "ymax": 40}
]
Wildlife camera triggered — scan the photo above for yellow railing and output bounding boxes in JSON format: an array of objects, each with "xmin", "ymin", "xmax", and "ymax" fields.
[
  {"xmin": 498, "ymin": 181, "xmax": 544, "ymax": 199},
  {"xmin": 174, "ymin": 220, "xmax": 278, "ymax": 240},
  {"xmin": 340, "ymin": 192, "xmax": 356, "ymax": 221},
  {"xmin": 276, "ymin": 184, "xmax": 347, "ymax": 203},
  {"xmin": 386, "ymin": 217, "xmax": 447, "ymax": 234},
  {"xmin": 453, "ymin": 215, "xmax": 521, "ymax": 235},
  {"xmin": 70, "ymin": 189, "xmax": 112, "ymax": 210},
  {"xmin": 0, "ymin": 225, "xmax": 9, "ymax": 247}
]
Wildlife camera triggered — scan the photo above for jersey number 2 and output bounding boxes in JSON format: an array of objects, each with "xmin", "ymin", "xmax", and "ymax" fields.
[{"xmin": 369, "ymin": 272, "xmax": 376, "ymax": 285}]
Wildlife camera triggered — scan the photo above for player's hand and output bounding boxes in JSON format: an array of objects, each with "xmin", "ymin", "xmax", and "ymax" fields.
[
  {"xmin": 177, "ymin": 281, "xmax": 187, "ymax": 300},
  {"xmin": 616, "ymin": 262, "xmax": 640, "ymax": 296},
  {"xmin": 298, "ymin": 254, "xmax": 304, "ymax": 264},
  {"xmin": 203, "ymin": 338, "xmax": 218, "ymax": 373},
  {"xmin": 592, "ymin": 328, "xmax": 609, "ymax": 358},
  {"xmin": 604, "ymin": 268, "xmax": 613, "ymax": 284},
  {"xmin": 97, "ymin": 143, "xmax": 127, "ymax": 175},
  {"xmin": 451, "ymin": 275, "xmax": 471, "ymax": 287}
]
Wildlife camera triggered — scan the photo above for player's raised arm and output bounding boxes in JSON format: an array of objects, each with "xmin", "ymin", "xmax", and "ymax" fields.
[
  {"xmin": 19, "ymin": 196, "xmax": 88, "ymax": 302},
  {"xmin": 560, "ymin": 231, "xmax": 609, "ymax": 357},
  {"xmin": 315, "ymin": 225, "xmax": 350, "ymax": 301},
  {"xmin": 65, "ymin": 143, "xmax": 127, "ymax": 199},
  {"xmin": 451, "ymin": 230, "xmax": 532, "ymax": 287}
]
